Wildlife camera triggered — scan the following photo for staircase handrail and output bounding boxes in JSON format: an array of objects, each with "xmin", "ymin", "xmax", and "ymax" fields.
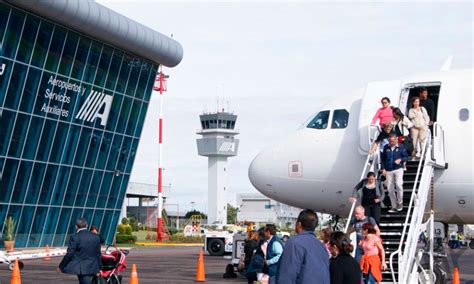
[
  {"xmin": 390, "ymin": 130, "xmax": 434, "ymax": 283},
  {"xmin": 344, "ymin": 126, "xmax": 379, "ymax": 233}
]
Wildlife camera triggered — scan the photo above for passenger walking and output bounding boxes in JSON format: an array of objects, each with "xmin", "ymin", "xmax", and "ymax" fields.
[
  {"xmin": 381, "ymin": 134, "xmax": 409, "ymax": 212},
  {"xmin": 243, "ymin": 230, "xmax": 259, "ymax": 270},
  {"xmin": 368, "ymin": 123, "xmax": 396, "ymax": 156},
  {"xmin": 90, "ymin": 226, "xmax": 105, "ymax": 245},
  {"xmin": 329, "ymin": 231, "xmax": 362, "ymax": 284},
  {"xmin": 349, "ymin": 172, "xmax": 385, "ymax": 225},
  {"xmin": 277, "ymin": 209, "xmax": 330, "ymax": 284},
  {"xmin": 359, "ymin": 223, "xmax": 386, "ymax": 284},
  {"xmin": 371, "ymin": 97, "xmax": 393, "ymax": 127},
  {"xmin": 408, "ymin": 97, "xmax": 429, "ymax": 160},
  {"xmin": 347, "ymin": 206, "xmax": 380, "ymax": 263},
  {"xmin": 246, "ymin": 228, "xmax": 267, "ymax": 284},
  {"xmin": 418, "ymin": 88, "xmax": 435, "ymax": 127},
  {"xmin": 58, "ymin": 218, "xmax": 102, "ymax": 284},
  {"xmin": 321, "ymin": 227, "xmax": 332, "ymax": 256},
  {"xmin": 392, "ymin": 107, "xmax": 414, "ymax": 162},
  {"xmin": 264, "ymin": 224, "xmax": 283, "ymax": 284}
]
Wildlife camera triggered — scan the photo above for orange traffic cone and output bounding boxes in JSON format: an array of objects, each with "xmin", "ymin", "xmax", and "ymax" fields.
[
  {"xmin": 10, "ymin": 259, "xmax": 21, "ymax": 284},
  {"xmin": 130, "ymin": 263, "xmax": 139, "ymax": 284},
  {"xmin": 196, "ymin": 248, "xmax": 206, "ymax": 282},
  {"xmin": 453, "ymin": 267, "xmax": 460, "ymax": 284},
  {"xmin": 43, "ymin": 244, "xmax": 51, "ymax": 261}
]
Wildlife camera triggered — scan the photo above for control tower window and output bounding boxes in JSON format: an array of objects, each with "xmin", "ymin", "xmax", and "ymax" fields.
[
  {"xmin": 331, "ymin": 109, "xmax": 349, "ymax": 129},
  {"xmin": 307, "ymin": 110, "xmax": 329, "ymax": 129}
]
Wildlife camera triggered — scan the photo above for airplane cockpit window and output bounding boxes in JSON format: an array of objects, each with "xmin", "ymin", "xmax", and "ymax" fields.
[
  {"xmin": 331, "ymin": 109, "xmax": 349, "ymax": 129},
  {"xmin": 307, "ymin": 110, "xmax": 330, "ymax": 129},
  {"xmin": 459, "ymin": 108, "xmax": 469, "ymax": 121}
]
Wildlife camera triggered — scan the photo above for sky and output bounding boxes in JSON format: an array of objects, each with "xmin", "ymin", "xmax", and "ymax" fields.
[{"xmin": 98, "ymin": 1, "xmax": 473, "ymax": 213}]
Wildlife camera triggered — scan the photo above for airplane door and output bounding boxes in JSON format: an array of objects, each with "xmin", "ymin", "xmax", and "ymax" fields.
[{"xmin": 358, "ymin": 80, "xmax": 401, "ymax": 153}]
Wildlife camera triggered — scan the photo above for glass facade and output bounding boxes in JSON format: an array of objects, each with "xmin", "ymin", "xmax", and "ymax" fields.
[{"xmin": 0, "ymin": 3, "xmax": 157, "ymax": 247}]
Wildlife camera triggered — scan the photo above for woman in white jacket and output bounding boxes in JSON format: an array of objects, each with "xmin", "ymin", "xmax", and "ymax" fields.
[
  {"xmin": 408, "ymin": 97, "xmax": 429, "ymax": 160},
  {"xmin": 393, "ymin": 107, "xmax": 414, "ymax": 157}
]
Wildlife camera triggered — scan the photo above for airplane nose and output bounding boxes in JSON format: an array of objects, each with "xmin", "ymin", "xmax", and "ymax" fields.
[{"xmin": 248, "ymin": 149, "xmax": 275, "ymax": 197}]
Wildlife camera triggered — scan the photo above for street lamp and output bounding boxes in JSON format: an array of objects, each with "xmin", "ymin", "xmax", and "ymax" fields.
[{"xmin": 191, "ymin": 201, "xmax": 195, "ymax": 212}]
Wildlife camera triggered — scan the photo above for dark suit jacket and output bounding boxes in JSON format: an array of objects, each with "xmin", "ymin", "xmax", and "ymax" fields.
[{"xmin": 59, "ymin": 229, "xmax": 102, "ymax": 276}]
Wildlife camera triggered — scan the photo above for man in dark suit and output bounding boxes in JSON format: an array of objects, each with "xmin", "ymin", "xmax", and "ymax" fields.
[{"xmin": 59, "ymin": 218, "xmax": 102, "ymax": 284}]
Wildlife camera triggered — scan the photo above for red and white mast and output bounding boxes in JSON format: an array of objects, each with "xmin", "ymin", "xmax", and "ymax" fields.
[{"xmin": 154, "ymin": 66, "xmax": 167, "ymax": 241}]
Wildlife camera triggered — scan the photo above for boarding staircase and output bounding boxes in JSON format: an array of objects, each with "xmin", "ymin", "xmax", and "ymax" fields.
[{"xmin": 346, "ymin": 123, "xmax": 446, "ymax": 283}]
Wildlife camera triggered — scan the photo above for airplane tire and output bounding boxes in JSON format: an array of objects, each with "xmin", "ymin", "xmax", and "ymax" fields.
[
  {"xmin": 208, "ymin": 239, "xmax": 225, "ymax": 256},
  {"xmin": 418, "ymin": 263, "xmax": 447, "ymax": 284},
  {"xmin": 8, "ymin": 261, "xmax": 24, "ymax": 271}
]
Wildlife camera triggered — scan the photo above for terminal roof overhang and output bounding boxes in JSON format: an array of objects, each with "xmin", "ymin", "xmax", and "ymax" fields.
[{"xmin": 4, "ymin": 0, "xmax": 183, "ymax": 67}]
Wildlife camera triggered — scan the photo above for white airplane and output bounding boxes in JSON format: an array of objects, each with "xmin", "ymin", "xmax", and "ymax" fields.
[{"xmin": 248, "ymin": 65, "xmax": 473, "ymax": 226}]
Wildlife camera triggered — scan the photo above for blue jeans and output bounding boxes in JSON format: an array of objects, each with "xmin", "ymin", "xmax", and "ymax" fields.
[
  {"xmin": 363, "ymin": 272, "xmax": 376, "ymax": 284},
  {"xmin": 355, "ymin": 247, "xmax": 363, "ymax": 263}
]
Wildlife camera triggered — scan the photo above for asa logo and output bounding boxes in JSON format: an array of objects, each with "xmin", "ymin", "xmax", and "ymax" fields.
[{"xmin": 75, "ymin": 90, "xmax": 113, "ymax": 127}]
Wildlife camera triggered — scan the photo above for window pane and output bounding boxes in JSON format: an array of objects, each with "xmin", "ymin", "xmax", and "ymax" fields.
[
  {"xmin": 94, "ymin": 45, "xmax": 113, "ymax": 86},
  {"xmin": 62, "ymin": 124, "xmax": 81, "ymax": 165},
  {"xmin": 19, "ymin": 67, "xmax": 42, "ymax": 113},
  {"xmin": 115, "ymin": 175, "xmax": 129, "ymax": 209},
  {"xmin": 41, "ymin": 207, "xmax": 60, "ymax": 246},
  {"xmin": 331, "ymin": 109, "xmax": 349, "ymax": 129},
  {"xmin": 307, "ymin": 110, "xmax": 330, "ymax": 129},
  {"xmin": 143, "ymin": 65, "xmax": 158, "ymax": 102},
  {"xmin": 105, "ymin": 94, "xmax": 123, "ymax": 132},
  {"xmin": 0, "ymin": 4, "xmax": 11, "ymax": 45},
  {"xmin": 28, "ymin": 206, "xmax": 48, "ymax": 247},
  {"xmin": 58, "ymin": 32, "xmax": 79, "ymax": 76},
  {"xmin": 44, "ymin": 26, "xmax": 67, "ymax": 72},
  {"xmin": 52, "ymin": 207, "xmax": 72, "ymax": 247},
  {"xmin": 133, "ymin": 101, "xmax": 148, "ymax": 137},
  {"xmin": 31, "ymin": 21, "xmax": 54, "ymax": 68},
  {"xmin": 115, "ymin": 55, "xmax": 132, "ymax": 94},
  {"xmin": 86, "ymin": 171, "xmax": 104, "ymax": 207},
  {"xmin": 65, "ymin": 208, "xmax": 84, "ymax": 239},
  {"xmin": 117, "ymin": 136, "xmax": 132, "ymax": 173},
  {"xmin": 104, "ymin": 211, "xmax": 120, "ymax": 244},
  {"xmin": 51, "ymin": 166, "xmax": 71, "ymax": 206},
  {"xmin": 100, "ymin": 210, "xmax": 115, "ymax": 243},
  {"xmin": 38, "ymin": 164, "xmax": 59, "ymax": 205},
  {"xmin": 125, "ymin": 138, "xmax": 139, "ymax": 173},
  {"xmin": 2, "ymin": 9, "xmax": 24, "ymax": 59},
  {"xmin": 10, "ymin": 160, "xmax": 33, "ymax": 204},
  {"xmin": 63, "ymin": 167, "xmax": 81, "ymax": 206},
  {"xmin": 0, "ymin": 159, "xmax": 19, "ymax": 203},
  {"xmin": 96, "ymin": 172, "xmax": 113, "ymax": 208},
  {"xmin": 125, "ymin": 62, "xmax": 140, "ymax": 97},
  {"xmin": 22, "ymin": 116, "xmax": 44, "ymax": 159},
  {"xmin": 25, "ymin": 163, "xmax": 46, "ymax": 204},
  {"xmin": 36, "ymin": 119, "xmax": 56, "ymax": 162},
  {"xmin": 75, "ymin": 169, "xmax": 92, "ymax": 207},
  {"xmin": 15, "ymin": 206, "xmax": 35, "ymax": 247},
  {"xmin": 4, "ymin": 62, "xmax": 28, "ymax": 110},
  {"xmin": 0, "ymin": 58, "xmax": 14, "ymax": 105},
  {"xmin": 96, "ymin": 132, "xmax": 113, "ymax": 170},
  {"xmin": 0, "ymin": 109, "xmax": 16, "ymax": 156},
  {"xmin": 126, "ymin": 99, "xmax": 141, "ymax": 136},
  {"xmin": 16, "ymin": 15, "xmax": 40, "ymax": 63},
  {"xmin": 116, "ymin": 96, "xmax": 131, "ymax": 133},
  {"xmin": 49, "ymin": 122, "xmax": 69, "ymax": 163},
  {"xmin": 85, "ymin": 129, "xmax": 103, "ymax": 168},
  {"xmin": 91, "ymin": 210, "xmax": 104, "ymax": 233},
  {"xmin": 134, "ymin": 63, "xmax": 151, "ymax": 100},
  {"xmin": 107, "ymin": 175, "xmax": 123, "ymax": 209},
  {"xmin": 8, "ymin": 113, "xmax": 30, "ymax": 158},
  {"xmin": 83, "ymin": 41, "xmax": 102, "ymax": 84},
  {"xmin": 73, "ymin": 127, "xmax": 92, "ymax": 167},
  {"xmin": 71, "ymin": 36, "xmax": 91, "ymax": 80},
  {"xmin": 106, "ymin": 135, "xmax": 123, "ymax": 171},
  {"xmin": 105, "ymin": 50, "xmax": 123, "ymax": 90}
]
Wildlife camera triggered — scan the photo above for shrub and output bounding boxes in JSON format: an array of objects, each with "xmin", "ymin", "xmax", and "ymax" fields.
[
  {"xmin": 129, "ymin": 217, "xmax": 139, "ymax": 232},
  {"xmin": 116, "ymin": 234, "xmax": 137, "ymax": 244},
  {"xmin": 117, "ymin": 224, "xmax": 132, "ymax": 235},
  {"xmin": 121, "ymin": 218, "xmax": 129, "ymax": 225},
  {"xmin": 169, "ymin": 233, "xmax": 204, "ymax": 243}
]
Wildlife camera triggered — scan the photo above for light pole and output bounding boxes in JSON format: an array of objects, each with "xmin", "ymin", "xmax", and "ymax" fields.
[{"xmin": 190, "ymin": 201, "xmax": 195, "ymax": 212}]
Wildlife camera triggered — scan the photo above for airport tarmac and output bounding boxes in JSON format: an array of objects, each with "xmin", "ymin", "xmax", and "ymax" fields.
[{"xmin": 0, "ymin": 246, "xmax": 473, "ymax": 283}]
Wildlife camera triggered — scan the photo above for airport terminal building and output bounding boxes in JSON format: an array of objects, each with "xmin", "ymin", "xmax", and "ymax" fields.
[{"xmin": 0, "ymin": 0, "xmax": 183, "ymax": 247}]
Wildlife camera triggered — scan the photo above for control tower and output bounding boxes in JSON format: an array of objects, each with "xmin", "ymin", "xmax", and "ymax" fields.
[{"xmin": 196, "ymin": 111, "xmax": 239, "ymax": 225}]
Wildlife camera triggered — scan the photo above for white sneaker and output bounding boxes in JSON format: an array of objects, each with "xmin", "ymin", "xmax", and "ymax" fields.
[
  {"xmin": 415, "ymin": 152, "xmax": 421, "ymax": 158},
  {"xmin": 388, "ymin": 208, "xmax": 398, "ymax": 213},
  {"xmin": 397, "ymin": 202, "xmax": 403, "ymax": 211}
]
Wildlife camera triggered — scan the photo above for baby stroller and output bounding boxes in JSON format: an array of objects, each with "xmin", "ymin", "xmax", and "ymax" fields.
[{"xmin": 93, "ymin": 246, "xmax": 129, "ymax": 284}]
